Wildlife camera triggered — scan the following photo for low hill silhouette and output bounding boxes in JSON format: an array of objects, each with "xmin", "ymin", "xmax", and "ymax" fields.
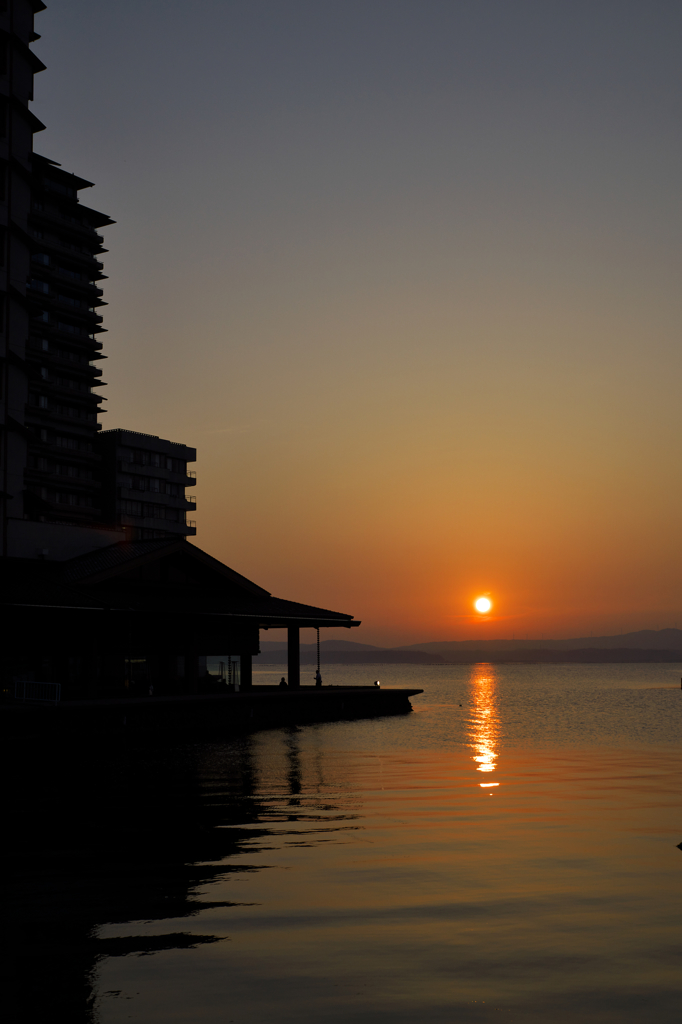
[
  {"xmin": 254, "ymin": 630, "xmax": 682, "ymax": 665},
  {"xmin": 395, "ymin": 628, "xmax": 682, "ymax": 654}
]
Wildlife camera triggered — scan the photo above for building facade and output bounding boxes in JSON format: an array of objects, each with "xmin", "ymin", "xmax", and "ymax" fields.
[
  {"xmin": 97, "ymin": 429, "xmax": 196, "ymax": 540},
  {"xmin": 0, "ymin": 1, "xmax": 194, "ymax": 558},
  {"xmin": 24, "ymin": 153, "xmax": 112, "ymax": 525},
  {"xmin": 0, "ymin": 0, "xmax": 47, "ymax": 554}
]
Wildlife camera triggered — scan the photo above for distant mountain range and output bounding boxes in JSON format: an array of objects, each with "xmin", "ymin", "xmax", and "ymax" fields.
[
  {"xmin": 253, "ymin": 630, "xmax": 682, "ymax": 665},
  {"xmin": 396, "ymin": 628, "xmax": 682, "ymax": 653}
]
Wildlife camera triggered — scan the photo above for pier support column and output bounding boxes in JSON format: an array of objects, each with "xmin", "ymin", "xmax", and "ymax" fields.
[
  {"xmin": 240, "ymin": 653, "xmax": 253, "ymax": 690},
  {"xmin": 288, "ymin": 627, "xmax": 300, "ymax": 688}
]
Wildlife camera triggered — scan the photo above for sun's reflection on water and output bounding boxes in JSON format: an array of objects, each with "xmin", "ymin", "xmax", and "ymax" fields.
[{"xmin": 468, "ymin": 663, "xmax": 501, "ymax": 787}]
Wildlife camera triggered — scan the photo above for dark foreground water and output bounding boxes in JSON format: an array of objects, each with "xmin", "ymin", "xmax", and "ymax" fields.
[{"xmin": 5, "ymin": 664, "xmax": 682, "ymax": 1023}]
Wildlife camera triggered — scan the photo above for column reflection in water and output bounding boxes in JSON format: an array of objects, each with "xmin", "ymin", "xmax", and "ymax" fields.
[{"xmin": 467, "ymin": 662, "xmax": 501, "ymax": 789}]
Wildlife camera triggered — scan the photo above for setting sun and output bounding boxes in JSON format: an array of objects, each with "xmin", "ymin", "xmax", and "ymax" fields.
[{"xmin": 474, "ymin": 596, "xmax": 492, "ymax": 614}]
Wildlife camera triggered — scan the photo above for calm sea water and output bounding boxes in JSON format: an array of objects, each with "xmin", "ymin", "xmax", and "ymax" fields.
[{"xmin": 11, "ymin": 664, "xmax": 682, "ymax": 1023}]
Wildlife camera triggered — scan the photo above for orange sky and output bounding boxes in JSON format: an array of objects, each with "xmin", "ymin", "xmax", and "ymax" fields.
[{"xmin": 35, "ymin": 2, "xmax": 682, "ymax": 645}]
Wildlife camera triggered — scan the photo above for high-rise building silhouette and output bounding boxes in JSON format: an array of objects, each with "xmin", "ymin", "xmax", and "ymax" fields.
[
  {"xmin": 1, "ymin": 1, "xmax": 195, "ymax": 557},
  {"xmin": 24, "ymin": 154, "xmax": 111, "ymax": 525},
  {"xmin": 1, "ymin": 0, "xmax": 48, "ymax": 554}
]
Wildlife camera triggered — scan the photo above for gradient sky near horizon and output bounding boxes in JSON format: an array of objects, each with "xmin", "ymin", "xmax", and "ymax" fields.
[{"xmin": 32, "ymin": 1, "xmax": 682, "ymax": 645}]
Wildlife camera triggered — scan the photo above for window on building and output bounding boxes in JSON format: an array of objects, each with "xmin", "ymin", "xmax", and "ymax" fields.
[{"xmin": 119, "ymin": 499, "xmax": 143, "ymax": 517}]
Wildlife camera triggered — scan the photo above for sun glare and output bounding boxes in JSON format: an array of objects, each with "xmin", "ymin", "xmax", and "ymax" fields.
[{"xmin": 474, "ymin": 596, "xmax": 492, "ymax": 614}]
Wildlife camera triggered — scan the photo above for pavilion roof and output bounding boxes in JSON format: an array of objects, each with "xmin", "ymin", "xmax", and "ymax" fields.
[{"xmin": 2, "ymin": 539, "xmax": 359, "ymax": 629}]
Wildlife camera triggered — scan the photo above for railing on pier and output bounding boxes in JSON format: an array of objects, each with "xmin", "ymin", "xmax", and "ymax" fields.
[{"xmin": 14, "ymin": 680, "xmax": 62, "ymax": 705}]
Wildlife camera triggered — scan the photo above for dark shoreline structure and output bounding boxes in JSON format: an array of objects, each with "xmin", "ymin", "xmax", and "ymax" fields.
[{"xmin": 0, "ymin": 534, "xmax": 422, "ymax": 725}]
